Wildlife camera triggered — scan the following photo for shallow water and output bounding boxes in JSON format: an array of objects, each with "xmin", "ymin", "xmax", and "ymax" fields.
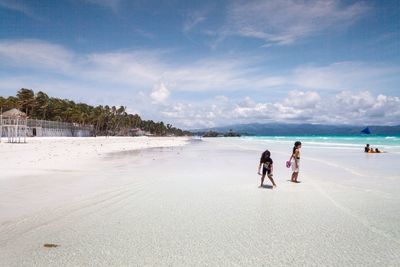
[{"xmin": 246, "ymin": 135, "xmax": 400, "ymax": 151}]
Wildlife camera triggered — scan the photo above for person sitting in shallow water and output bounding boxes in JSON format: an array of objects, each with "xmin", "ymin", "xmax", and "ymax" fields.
[
  {"xmin": 367, "ymin": 147, "xmax": 382, "ymax": 153},
  {"xmin": 364, "ymin": 144, "xmax": 370, "ymax": 153}
]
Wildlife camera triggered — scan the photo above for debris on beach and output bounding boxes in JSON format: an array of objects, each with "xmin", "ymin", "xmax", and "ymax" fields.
[{"xmin": 43, "ymin": 243, "xmax": 60, "ymax": 248}]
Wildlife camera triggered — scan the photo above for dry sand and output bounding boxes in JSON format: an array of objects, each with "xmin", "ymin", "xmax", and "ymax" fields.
[{"xmin": 0, "ymin": 137, "xmax": 400, "ymax": 266}]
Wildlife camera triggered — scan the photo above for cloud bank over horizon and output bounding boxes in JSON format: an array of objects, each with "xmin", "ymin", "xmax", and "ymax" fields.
[{"xmin": 0, "ymin": 0, "xmax": 399, "ymax": 128}]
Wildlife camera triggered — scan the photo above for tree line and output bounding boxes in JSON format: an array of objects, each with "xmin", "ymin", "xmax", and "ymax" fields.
[{"xmin": 0, "ymin": 89, "xmax": 191, "ymax": 136}]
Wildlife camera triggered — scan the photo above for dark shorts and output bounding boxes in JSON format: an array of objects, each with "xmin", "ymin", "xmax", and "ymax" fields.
[{"xmin": 262, "ymin": 168, "xmax": 271, "ymax": 176}]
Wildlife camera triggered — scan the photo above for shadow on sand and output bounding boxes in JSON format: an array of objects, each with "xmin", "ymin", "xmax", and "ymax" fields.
[
  {"xmin": 286, "ymin": 180, "xmax": 301, "ymax": 183},
  {"xmin": 259, "ymin": 184, "xmax": 273, "ymax": 189}
]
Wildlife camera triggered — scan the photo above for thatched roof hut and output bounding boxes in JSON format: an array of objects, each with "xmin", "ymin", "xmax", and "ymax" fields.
[
  {"xmin": 0, "ymin": 109, "xmax": 28, "ymax": 143},
  {"xmin": 1, "ymin": 108, "xmax": 27, "ymax": 118}
]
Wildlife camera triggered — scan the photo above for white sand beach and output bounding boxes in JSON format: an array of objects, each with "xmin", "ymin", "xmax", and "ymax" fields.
[
  {"xmin": 0, "ymin": 137, "xmax": 190, "ymax": 222},
  {"xmin": 1, "ymin": 137, "xmax": 400, "ymax": 266}
]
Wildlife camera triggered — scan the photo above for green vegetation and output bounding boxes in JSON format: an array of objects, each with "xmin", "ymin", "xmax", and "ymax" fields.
[
  {"xmin": 224, "ymin": 129, "xmax": 241, "ymax": 137},
  {"xmin": 201, "ymin": 129, "xmax": 241, "ymax": 137},
  {"xmin": 202, "ymin": 131, "xmax": 220, "ymax": 137},
  {"xmin": 0, "ymin": 89, "xmax": 191, "ymax": 136}
]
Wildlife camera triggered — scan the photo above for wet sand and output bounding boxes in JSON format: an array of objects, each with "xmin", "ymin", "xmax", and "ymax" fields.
[{"xmin": 1, "ymin": 137, "xmax": 399, "ymax": 266}]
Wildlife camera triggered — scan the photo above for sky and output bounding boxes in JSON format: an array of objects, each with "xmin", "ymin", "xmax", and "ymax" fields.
[{"xmin": 0, "ymin": 0, "xmax": 399, "ymax": 128}]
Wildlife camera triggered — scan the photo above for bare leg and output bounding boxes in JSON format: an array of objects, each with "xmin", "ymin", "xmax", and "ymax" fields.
[
  {"xmin": 291, "ymin": 172, "xmax": 296, "ymax": 182},
  {"xmin": 268, "ymin": 175, "xmax": 276, "ymax": 187},
  {"xmin": 294, "ymin": 172, "xmax": 299, "ymax": 182},
  {"xmin": 260, "ymin": 174, "xmax": 266, "ymax": 187}
]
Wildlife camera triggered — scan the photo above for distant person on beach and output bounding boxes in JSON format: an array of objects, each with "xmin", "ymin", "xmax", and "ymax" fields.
[
  {"xmin": 290, "ymin": 141, "xmax": 302, "ymax": 183},
  {"xmin": 258, "ymin": 150, "xmax": 276, "ymax": 188},
  {"xmin": 364, "ymin": 144, "xmax": 370, "ymax": 152},
  {"xmin": 367, "ymin": 147, "xmax": 382, "ymax": 153}
]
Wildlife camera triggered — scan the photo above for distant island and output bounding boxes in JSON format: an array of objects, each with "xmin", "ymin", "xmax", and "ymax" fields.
[
  {"xmin": 202, "ymin": 129, "xmax": 241, "ymax": 137},
  {"xmin": 0, "ymin": 89, "xmax": 191, "ymax": 137},
  {"xmin": 193, "ymin": 123, "xmax": 400, "ymax": 136}
]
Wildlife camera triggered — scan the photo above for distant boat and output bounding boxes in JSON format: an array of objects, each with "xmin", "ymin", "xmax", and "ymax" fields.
[{"xmin": 361, "ymin": 127, "xmax": 371, "ymax": 134}]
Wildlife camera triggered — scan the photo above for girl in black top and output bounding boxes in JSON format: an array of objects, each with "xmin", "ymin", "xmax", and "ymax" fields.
[{"xmin": 257, "ymin": 150, "xmax": 276, "ymax": 188}]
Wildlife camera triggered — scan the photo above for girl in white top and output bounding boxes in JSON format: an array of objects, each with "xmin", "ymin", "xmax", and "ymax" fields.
[{"xmin": 289, "ymin": 141, "xmax": 302, "ymax": 183}]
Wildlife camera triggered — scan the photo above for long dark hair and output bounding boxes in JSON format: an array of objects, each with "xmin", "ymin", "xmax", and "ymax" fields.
[
  {"xmin": 292, "ymin": 141, "xmax": 302, "ymax": 154},
  {"xmin": 261, "ymin": 150, "xmax": 271, "ymax": 160}
]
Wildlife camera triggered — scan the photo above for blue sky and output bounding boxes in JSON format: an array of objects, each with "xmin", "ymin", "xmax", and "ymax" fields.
[{"xmin": 0, "ymin": 0, "xmax": 399, "ymax": 128}]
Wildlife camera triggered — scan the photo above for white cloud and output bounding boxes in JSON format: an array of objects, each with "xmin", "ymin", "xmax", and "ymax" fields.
[
  {"xmin": 214, "ymin": 95, "xmax": 229, "ymax": 102},
  {"xmin": 1, "ymin": 40, "xmax": 398, "ymax": 96},
  {"xmin": 84, "ymin": 51, "xmax": 164, "ymax": 86},
  {"xmin": 150, "ymin": 83, "xmax": 170, "ymax": 103},
  {"xmin": 330, "ymin": 91, "xmax": 400, "ymax": 125},
  {"xmin": 183, "ymin": 10, "xmax": 207, "ymax": 33},
  {"xmin": 335, "ymin": 91, "xmax": 375, "ymax": 111},
  {"xmin": 161, "ymin": 103, "xmax": 216, "ymax": 128},
  {"xmin": 283, "ymin": 91, "xmax": 321, "ymax": 109},
  {"xmin": 224, "ymin": 0, "xmax": 369, "ymax": 45},
  {"xmin": 0, "ymin": 40, "xmax": 74, "ymax": 72},
  {"xmin": 291, "ymin": 62, "xmax": 399, "ymax": 91},
  {"xmin": 161, "ymin": 91, "xmax": 400, "ymax": 128},
  {"xmin": 164, "ymin": 57, "xmax": 255, "ymax": 91},
  {"xmin": 238, "ymin": 96, "xmax": 256, "ymax": 108},
  {"xmin": 0, "ymin": 40, "xmax": 263, "ymax": 92},
  {"xmin": 0, "ymin": 0, "xmax": 35, "ymax": 17},
  {"xmin": 0, "ymin": 39, "xmax": 399, "ymax": 127}
]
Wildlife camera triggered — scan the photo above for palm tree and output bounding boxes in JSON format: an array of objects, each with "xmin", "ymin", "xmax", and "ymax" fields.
[
  {"xmin": 2, "ymin": 89, "xmax": 190, "ymax": 136},
  {"xmin": 34, "ymin": 91, "xmax": 50, "ymax": 119},
  {"xmin": 17, "ymin": 88, "xmax": 35, "ymax": 116}
]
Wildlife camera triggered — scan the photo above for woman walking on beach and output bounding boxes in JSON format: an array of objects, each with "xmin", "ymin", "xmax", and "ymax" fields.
[{"xmin": 290, "ymin": 141, "xmax": 302, "ymax": 183}]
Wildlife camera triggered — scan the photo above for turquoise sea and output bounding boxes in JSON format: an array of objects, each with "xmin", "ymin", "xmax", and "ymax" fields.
[{"xmin": 241, "ymin": 135, "xmax": 400, "ymax": 151}]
